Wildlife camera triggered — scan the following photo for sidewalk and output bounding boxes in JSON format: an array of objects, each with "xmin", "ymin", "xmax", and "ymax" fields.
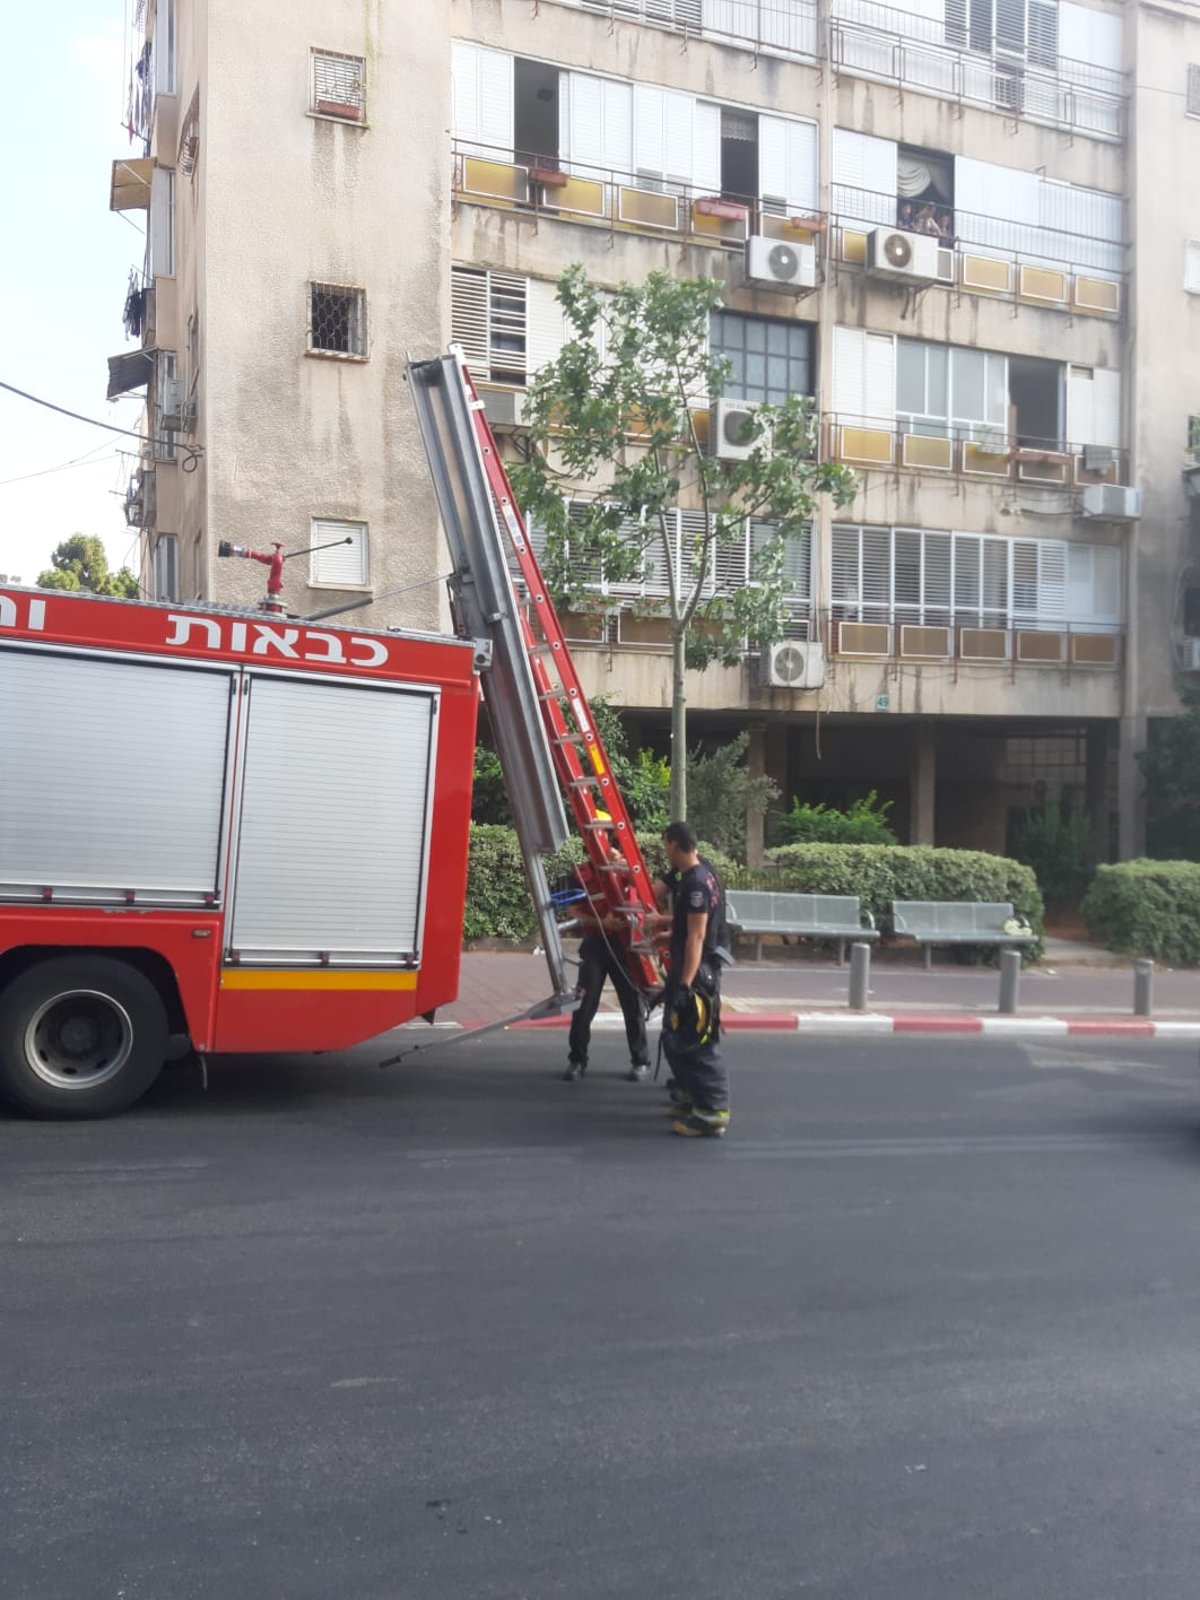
[{"xmin": 440, "ymin": 946, "xmax": 1200, "ymax": 1041}]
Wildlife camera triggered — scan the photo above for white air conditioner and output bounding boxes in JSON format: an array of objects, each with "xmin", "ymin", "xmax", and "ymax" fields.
[
  {"xmin": 480, "ymin": 388, "xmax": 526, "ymax": 432},
  {"xmin": 1081, "ymin": 483, "xmax": 1141, "ymax": 521},
  {"xmin": 1181, "ymin": 638, "xmax": 1200, "ymax": 672},
  {"xmin": 758, "ymin": 640, "xmax": 825, "ymax": 690},
  {"xmin": 711, "ymin": 397, "xmax": 765, "ymax": 462},
  {"xmin": 159, "ymin": 376, "xmax": 186, "ymax": 430},
  {"xmin": 745, "ymin": 235, "xmax": 816, "ymax": 292},
  {"xmin": 867, "ymin": 227, "xmax": 940, "ymax": 284}
]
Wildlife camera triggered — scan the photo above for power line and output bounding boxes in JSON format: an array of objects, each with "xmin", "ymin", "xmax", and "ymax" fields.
[
  {"xmin": 0, "ymin": 442, "xmax": 116, "ymax": 490},
  {"xmin": 0, "ymin": 379, "xmax": 203, "ymax": 468}
]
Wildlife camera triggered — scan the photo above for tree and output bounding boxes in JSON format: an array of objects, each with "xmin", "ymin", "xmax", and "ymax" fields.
[
  {"xmin": 1139, "ymin": 685, "xmax": 1200, "ymax": 860},
  {"xmin": 510, "ymin": 266, "xmax": 856, "ymax": 821},
  {"xmin": 37, "ymin": 536, "xmax": 139, "ymax": 598},
  {"xmin": 685, "ymin": 732, "xmax": 778, "ymax": 860}
]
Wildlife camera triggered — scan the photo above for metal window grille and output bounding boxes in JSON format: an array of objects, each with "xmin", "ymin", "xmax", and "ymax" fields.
[
  {"xmin": 309, "ymin": 283, "xmax": 367, "ymax": 358},
  {"xmin": 312, "ymin": 50, "xmax": 366, "ymax": 119},
  {"xmin": 311, "ymin": 519, "xmax": 370, "ymax": 587},
  {"xmin": 710, "ymin": 312, "xmax": 814, "ymax": 407},
  {"xmin": 1189, "ymin": 64, "xmax": 1200, "ymax": 117}
]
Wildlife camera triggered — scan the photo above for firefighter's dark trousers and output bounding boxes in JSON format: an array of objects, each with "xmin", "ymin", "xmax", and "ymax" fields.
[
  {"xmin": 661, "ymin": 965, "xmax": 729, "ymax": 1114},
  {"xmin": 568, "ymin": 936, "xmax": 649, "ymax": 1066}
]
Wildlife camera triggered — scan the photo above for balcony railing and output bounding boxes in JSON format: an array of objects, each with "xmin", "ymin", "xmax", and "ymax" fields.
[
  {"xmin": 829, "ymin": 0, "xmax": 1125, "ymax": 141},
  {"xmin": 830, "ymin": 186, "xmax": 1123, "ymax": 317},
  {"xmin": 827, "ymin": 611, "xmax": 1122, "ymax": 668},
  {"xmin": 825, "ymin": 415, "xmax": 1129, "ymax": 488},
  {"xmin": 551, "ymin": 0, "xmax": 818, "ymax": 61},
  {"xmin": 453, "ymin": 140, "xmax": 826, "ymax": 256}
]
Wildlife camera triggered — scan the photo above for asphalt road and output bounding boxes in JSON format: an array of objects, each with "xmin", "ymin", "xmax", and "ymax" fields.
[{"xmin": 4, "ymin": 1032, "xmax": 1200, "ymax": 1600}]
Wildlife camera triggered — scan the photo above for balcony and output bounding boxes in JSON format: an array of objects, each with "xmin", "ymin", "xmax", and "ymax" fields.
[
  {"xmin": 825, "ymin": 416, "xmax": 1129, "ymax": 490},
  {"xmin": 452, "ymin": 140, "xmax": 825, "ymax": 258},
  {"xmin": 830, "ymin": 190, "xmax": 1123, "ymax": 319},
  {"xmin": 829, "ymin": 0, "xmax": 1126, "ymax": 142}
]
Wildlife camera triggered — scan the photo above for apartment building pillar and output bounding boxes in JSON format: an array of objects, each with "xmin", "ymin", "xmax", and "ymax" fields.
[
  {"xmin": 746, "ymin": 722, "xmax": 768, "ymax": 868},
  {"xmin": 1085, "ymin": 725, "xmax": 1111, "ymax": 864},
  {"xmin": 1116, "ymin": 715, "xmax": 1147, "ymax": 861},
  {"xmin": 910, "ymin": 726, "xmax": 936, "ymax": 846}
]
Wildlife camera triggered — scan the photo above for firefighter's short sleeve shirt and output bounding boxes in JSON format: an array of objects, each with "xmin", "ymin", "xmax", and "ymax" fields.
[{"xmin": 670, "ymin": 862, "xmax": 721, "ymax": 970}]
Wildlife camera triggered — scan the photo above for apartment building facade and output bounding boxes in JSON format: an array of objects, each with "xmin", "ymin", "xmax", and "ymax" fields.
[{"xmin": 108, "ymin": 0, "xmax": 1200, "ymax": 857}]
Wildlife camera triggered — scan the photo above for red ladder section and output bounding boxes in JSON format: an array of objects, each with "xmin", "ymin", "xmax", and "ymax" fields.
[{"xmin": 458, "ymin": 359, "xmax": 662, "ymax": 992}]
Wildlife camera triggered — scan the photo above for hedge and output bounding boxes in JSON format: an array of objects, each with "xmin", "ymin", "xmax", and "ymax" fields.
[
  {"xmin": 1082, "ymin": 860, "xmax": 1200, "ymax": 964},
  {"xmin": 463, "ymin": 825, "xmax": 739, "ymax": 946},
  {"xmin": 756, "ymin": 843, "xmax": 1044, "ymax": 954}
]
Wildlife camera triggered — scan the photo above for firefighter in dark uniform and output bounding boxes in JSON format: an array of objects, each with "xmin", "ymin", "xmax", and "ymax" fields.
[{"xmin": 658, "ymin": 820, "xmax": 730, "ymax": 1138}]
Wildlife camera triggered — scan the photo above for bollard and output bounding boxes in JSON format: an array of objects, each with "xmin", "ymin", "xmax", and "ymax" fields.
[
  {"xmin": 998, "ymin": 947, "xmax": 1021, "ymax": 1015},
  {"xmin": 1134, "ymin": 959, "xmax": 1154, "ymax": 1018},
  {"xmin": 848, "ymin": 941, "xmax": 871, "ymax": 1012}
]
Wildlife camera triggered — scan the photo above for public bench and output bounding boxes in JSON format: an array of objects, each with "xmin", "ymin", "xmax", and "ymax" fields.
[
  {"xmin": 725, "ymin": 891, "xmax": 878, "ymax": 965},
  {"xmin": 891, "ymin": 901, "xmax": 1036, "ymax": 967}
]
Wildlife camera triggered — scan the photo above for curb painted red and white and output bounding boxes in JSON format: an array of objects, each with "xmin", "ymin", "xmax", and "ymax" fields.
[{"xmin": 501, "ymin": 1011, "xmax": 1200, "ymax": 1041}]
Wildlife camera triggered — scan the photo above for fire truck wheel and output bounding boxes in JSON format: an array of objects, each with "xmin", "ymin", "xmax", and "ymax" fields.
[{"xmin": 0, "ymin": 956, "xmax": 170, "ymax": 1119}]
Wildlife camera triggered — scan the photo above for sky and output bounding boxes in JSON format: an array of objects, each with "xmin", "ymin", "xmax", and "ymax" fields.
[{"xmin": 0, "ymin": 1, "xmax": 146, "ymax": 585}]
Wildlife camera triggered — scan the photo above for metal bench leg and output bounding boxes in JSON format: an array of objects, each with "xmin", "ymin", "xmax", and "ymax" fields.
[
  {"xmin": 755, "ymin": 937, "xmax": 763, "ymax": 963},
  {"xmin": 923, "ymin": 945, "xmax": 933, "ymax": 970},
  {"xmin": 836, "ymin": 940, "xmax": 845, "ymax": 967}
]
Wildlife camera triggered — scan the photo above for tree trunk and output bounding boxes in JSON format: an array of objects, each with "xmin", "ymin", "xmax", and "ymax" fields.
[{"xmin": 668, "ymin": 627, "xmax": 688, "ymax": 823}]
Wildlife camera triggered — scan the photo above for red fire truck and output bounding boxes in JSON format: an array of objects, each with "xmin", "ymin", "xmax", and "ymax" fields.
[{"xmin": 0, "ymin": 351, "xmax": 660, "ymax": 1117}]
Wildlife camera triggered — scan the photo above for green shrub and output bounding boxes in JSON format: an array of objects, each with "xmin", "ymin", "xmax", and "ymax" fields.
[
  {"xmin": 777, "ymin": 790, "xmax": 898, "ymax": 847},
  {"xmin": 758, "ymin": 843, "xmax": 1044, "ymax": 956},
  {"xmin": 685, "ymin": 732, "xmax": 778, "ymax": 862},
  {"xmin": 1082, "ymin": 860, "xmax": 1200, "ymax": 963},
  {"xmin": 1010, "ymin": 805, "xmax": 1092, "ymax": 911},
  {"xmin": 463, "ymin": 827, "xmax": 738, "ymax": 945}
]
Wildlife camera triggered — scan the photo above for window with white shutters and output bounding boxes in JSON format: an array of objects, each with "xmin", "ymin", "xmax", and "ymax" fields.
[
  {"xmin": 311, "ymin": 519, "xmax": 370, "ymax": 588},
  {"xmin": 759, "ymin": 115, "xmax": 820, "ymax": 215},
  {"xmin": 832, "ymin": 526, "xmax": 1117, "ymax": 629},
  {"xmin": 831, "ymin": 129, "xmax": 897, "ymax": 225},
  {"xmin": 832, "ymin": 327, "xmax": 896, "ymax": 426},
  {"xmin": 451, "ymin": 41, "xmax": 514, "ymax": 157},
  {"xmin": 311, "ymin": 49, "xmax": 366, "ymax": 120},
  {"xmin": 1065, "ymin": 365, "xmax": 1121, "ymax": 449},
  {"xmin": 451, "ymin": 267, "xmax": 528, "ymax": 385},
  {"xmin": 560, "ymin": 71, "xmax": 634, "ymax": 176}
]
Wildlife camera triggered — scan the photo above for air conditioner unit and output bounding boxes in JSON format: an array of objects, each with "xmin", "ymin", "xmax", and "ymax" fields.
[
  {"xmin": 972, "ymin": 426, "xmax": 1009, "ymax": 456},
  {"xmin": 711, "ymin": 397, "xmax": 765, "ymax": 461},
  {"xmin": 1082, "ymin": 444, "xmax": 1117, "ymax": 473},
  {"xmin": 124, "ymin": 478, "xmax": 146, "ymax": 528},
  {"xmin": 159, "ymin": 378, "xmax": 195, "ymax": 433},
  {"xmin": 745, "ymin": 235, "xmax": 817, "ymax": 292},
  {"xmin": 480, "ymin": 388, "xmax": 526, "ymax": 432},
  {"xmin": 758, "ymin": 640, "xmax": 825, "ymax": 690},
  {"xmin": 1081, "ymin": 483, "xmax": 1141, "ymax": 521},
  {"xmin": 1181, "ymin": 638, "xmax": 1200, "ymax": 672},
  {"xmin": 867, "ymin": 227, "xmax": 940, "ymax": 284}
]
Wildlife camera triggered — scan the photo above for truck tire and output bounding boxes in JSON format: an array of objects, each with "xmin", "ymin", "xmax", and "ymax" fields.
[{"xmin": 0, "ymin": 956, "xmax": 169, "ymax": 1119}]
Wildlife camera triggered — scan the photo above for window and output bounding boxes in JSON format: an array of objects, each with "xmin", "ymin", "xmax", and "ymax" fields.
[
  {"xmin": 155, "ymin": 0, "xmax": 177, "ymax": 95},
  {"xmin": 832, "ymin": 525, "xmax": 1121, "ymax": 629},
  {"xmin": 155, "ymin": 351, "xmax": 178, "ymax": 461},
  {"xmin": 152, "ymin": 534, "xmax": 179, "ymax": 602},
  {"xmin": 149, "ymin": 167, "xmax": 174, "ymax": 279},
  {"xmin": 308, "ymin": 284, "xmax": 367, "ymax": 359},
  {"xmin": 311, "ymin": 50, "xmax": 365, "ymax": 120},
  {"xmin": 187, "ymin": 307, "xmax": 200, "ymax": 390},
  {"xmin": 451, "ymin": 267, "xmax": 527, "ymax": 385},
  {"xmin": 895, "ymin": 339, "xmax": 1007, "ymax": 441},
  {"xmin": 1186, "ymin": 240, "xmax": 1200, "ymax": 295},
  {"xmin": 1189, "ymin": 64, "xmax": 1200, "ymax": 117},
  {"xmin": 310, "ymin": 519, "xmax": 370, "ymax": 587},
  {"xmin": 711, "ymin": 313, "xmax": 813, "ymax": 406}
]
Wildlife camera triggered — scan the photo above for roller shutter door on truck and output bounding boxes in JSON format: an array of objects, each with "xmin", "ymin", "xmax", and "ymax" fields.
[
  {"xmin": 226, "ymin": 674, "xmax": 437, "ymax": 966},
  {"xmin": 0, "ymin": 650, "xmax": 233, "ymax": 903}
]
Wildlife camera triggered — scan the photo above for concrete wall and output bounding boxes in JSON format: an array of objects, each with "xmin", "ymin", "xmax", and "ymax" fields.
[
  {"xmin": 188, "ymin": 0, "xmax": 452, "ymax": 627},
  {"xmin": 1129, "ymin": 0, "xmax": 1200, "ymax": 720}
]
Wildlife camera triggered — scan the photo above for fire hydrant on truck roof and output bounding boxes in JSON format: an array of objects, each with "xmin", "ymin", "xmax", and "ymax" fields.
[{"xmin": 0, "ymin": 348, "xmax": 661, "ymax": 1119}]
